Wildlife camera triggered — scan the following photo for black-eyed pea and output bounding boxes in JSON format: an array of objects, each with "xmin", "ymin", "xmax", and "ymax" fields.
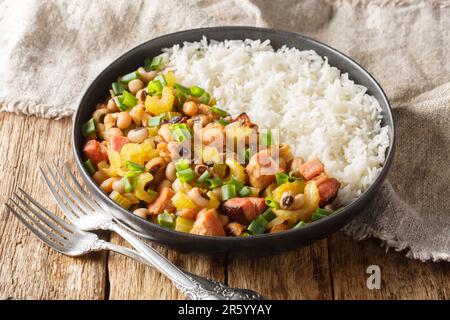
[
  {"xmin": 104, "ymin": 127, "xmax": 123, "ymax": 141},
  {"xmin": 133, "ymin": 208, "xmax": 151, "ymax": 219},
  {"xmin": 117, "ymin": 112, "xmax": 132, "ymax": 130},
  {"xmin": 165, "ymin": 162, "xmax": 177, "ymax": 181},
  {"xmin": 182, "ymin": 101, "xmax": 198, "ymax": 116},
  {"xmin": 104, "ymin": 113, "xmax": 117, "ymax": 129},
  {"xmin": 127, "ymin": 127, "xmax": 149, "ymax": 143},
  {"xmin": 100, "ymin": 177, "xmax": 119, "ymax": 193},
  {"xmin": 136, "ymin": 89, "xmax": 148, "ymax": 104},
  {"xmin": 112, "ymin": 178, "xmax": 126, "ymax": 193},
  {"xmin": 128, "ymin": 79, "xmax": 144, "ymax": 95},
  {"xmin": 107, "ymin": 98, "xmax": 119, "ymax": 112},
  {"xmin": 130, "ymin": 104, "xmax": 146, "ymax": 125},
  {"xmin": 137, "ymin": 67, "xmax": 157, "ymax": 83},
  {"xmin": 93, "ymin": 108, "xmax": 109, "ymax": 124}
]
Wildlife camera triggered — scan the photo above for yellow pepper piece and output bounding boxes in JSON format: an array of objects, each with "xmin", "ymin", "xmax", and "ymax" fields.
[
  {"xmin": 172, "ymin": 178, "xmax": 193, "ymax": 194},
  {"xmin": 171, "ymin": 191, "xmax": 197, "ymax": 210},
  {"xmin": 225, "ymin": 158, "xmax": 246, "ymax": 183},
  {"xmin": 120, "ymin": 143, "xmax": 145, "ymax": 165},
  {"xmin": 206, "ymin": 191, "xmax": 220, "ymax": 209},
  {"xmin": 263, "ymin": 183, "xmax": 277, "ymax": 197},
  {"xmin": 272, "ymin": 180, "xmax": 305, "ymax": 203},
  {"xmin": 109, "ymin": 191, "xmax": 132, "ymax": 209},
  {"xmin": 175, "ymin": 217, "xmax": 194, "ymax": 233},
  {"xmin": 134, "ymin": 173, "xmax": 156, "ymax": 203},
  {"xmin": 105, "ymin": 150, "xmax": 124, "ymax": 177},
  {"xmin": 273, "ymin": 208, "xmax": 309, "ymax": 224},
  {"xmin": 202, "ymin": 146, "xmax": 221, "ymax": 164},
  {"xmin": 303, "ymin": 180, "xmax": 320, "ymax": 217},
  {"xmin": 145, "ymin": 86, "xmax": 174, "ymax": 115},
  {"xmin": 164, "ymin": 71, "xmax": 176, "ymax": 88}
]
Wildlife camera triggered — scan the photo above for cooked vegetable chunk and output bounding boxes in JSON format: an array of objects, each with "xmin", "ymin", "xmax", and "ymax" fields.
[
  {"xmin": 190, "ymin": 209, "xmax": 225, "ymax": 236},
  {"xmin": 221, "ymin": 197, "xmax": 267, "ymax": 225}
]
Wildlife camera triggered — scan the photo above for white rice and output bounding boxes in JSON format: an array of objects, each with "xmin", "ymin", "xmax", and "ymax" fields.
[{"xmin": 162, "ymin": 37, "xmax": 390, "ymax": 205}]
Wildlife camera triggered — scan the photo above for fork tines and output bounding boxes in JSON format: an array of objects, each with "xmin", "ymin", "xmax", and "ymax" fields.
[{"xmin": 5, "ymin": 188, "xmax": 75, "ymax": 252}]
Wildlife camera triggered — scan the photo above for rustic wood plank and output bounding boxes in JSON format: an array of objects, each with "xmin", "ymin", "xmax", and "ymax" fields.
[
  {"xmin": 227, "ymin": 239, "xmax": 333, "ymax": 299},
  {"xmin": 329, "ymin": 233, "xmax": 450, "ymax": 300},
  {"xmin": 107, "ymin": 233, "xmax": 226, "ymax": 300},
  {"xmin": 0, "ymin": 113, "xmax": 107, "ymax": 300}
]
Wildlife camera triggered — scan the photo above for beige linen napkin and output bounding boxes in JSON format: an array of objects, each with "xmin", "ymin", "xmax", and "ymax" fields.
[{"xmin": 0, "ymin": 0, "xmax": 449, "ymax": 261}]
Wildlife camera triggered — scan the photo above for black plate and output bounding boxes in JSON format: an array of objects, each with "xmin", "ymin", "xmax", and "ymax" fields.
[{"xmin": 72, "ymin": 27, "xmax": 395, "ymax": 256}]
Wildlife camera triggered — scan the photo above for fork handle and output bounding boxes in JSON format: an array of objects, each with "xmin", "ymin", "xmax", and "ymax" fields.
[
  {"xmin": 100, "ymin": 241, "xmax": 258, "ymax": 300},
  {"xmin": 103, "ymin": 221, "xmax": 251, "ymax": 300}
]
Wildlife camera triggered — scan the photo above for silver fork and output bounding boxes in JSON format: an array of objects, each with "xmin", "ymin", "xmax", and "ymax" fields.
[{"xmin": 37, "ymin": 160, "xmax": 260, "ymax": 300}]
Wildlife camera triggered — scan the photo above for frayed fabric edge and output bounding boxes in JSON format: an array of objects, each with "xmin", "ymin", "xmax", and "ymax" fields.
[
  {"xmin": 0, "ymin": 98, "xmax": 74, "ymax": 120},
  {"xmin": 343, "ymin": 222, "xmax": 450, "ymax": 263}
]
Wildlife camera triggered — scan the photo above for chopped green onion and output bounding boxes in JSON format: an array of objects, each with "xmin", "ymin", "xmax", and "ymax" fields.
[
  {"xmin": 206, "ymin": 177, "xmax": 223, "ymax": 189},
  {"xmin": 154, "ymin": 74, "xmax": 167, "ymax": 87},
  {"xmin": 199, "ymin": 91, "xmax": 211, "ymax": 104},
  {"xmin": 147, "ymin": 115, "xmax": 164, "ymax": 127},
  {"xmin": 261, "ymin": 129, "xmax": 272, "ymax": 147},
  {"xmin": 147, "ymin": 55, "xmax": 164, "ymax": 71},
  {"xmin": 124, "ymin": 177, "xmax": 133, "ymax": 193},
  {"xmin": 83, "ymin": 159, "xmax": 96, "ymax": 175},
  {"xmin": 112, "ymin": 82, "xmax": 125, "ymax": 95},
  {"xmin": 81, "ymin": 118, "xmax": 96, "ymax": 137},
  {"xmin": 265, "ymin": 196, "xmax": 280, "ymax": 209},
  {"xmin": 125, "ymin": 161, "xmax": 145, "ymax": 172},
  {"xmin": 227, "ymin": 177, "xmax": 244, "ymax": 193},
  {"xmin": 120, "ymin": 71, "xmax": 140, "ymax": 84},
  {"xmin": 113, "ymin": 96, "xmax": 128, "ymax": 112},
  {"xmin": 311, "ymin": 208, "xmax": 330, "ymax": 221},
  {"xmin": 210, "ymin": 106, "xmax": 229, "ymax": 117},
  {"xmin": 122, "ymin": 90, "xmax": 138, "ymax": 108},
  {"xmin": 169, "ymin": 123, "xmax": 191, "ymax": 142},
  {"xmin": 216, "ymin": 119, "xmax": 229, "ymax": 126},
  {"xmin": 174, "ymin": 83, "xmax": 190, "ymax": 95},
  {"xmin": 175, "ymin": 158, "xmax": 190, "ymax": 172},
  {"xmin": 176, "ymin": 168, "xmax": 195, "ymax": 183},
  {"xmin": 238, "ymin": 186, "xmax": 252, "ymax": 197},
  {"xmin": 294, "ymin": 220, "xmax": 306, "ymax": 228},
  {"xmin": 248, "ymin": 216, "xmax": 268, "ymax": 235},
  {"xmin": 147, "ymin": 80, "xmax": 163, "ymax": 95},
  {"xmin": 275, "ymin": 172, "xmax": 289, "ymax": 186},
  {"xmin": 242, "ymin": 232, "xmax": 251, "ymax": 237},
  {"xmin": 189, "ymin": 86, "xmax": 204, "ymax": 97},
  {"xmin": 197, "ymin": 170, "xmax": 211, "ymax": 183},
  {"xmin": 221, "ymin": 184, "xmax": 236, "ymax": 201},
  {"xmin": 157, "ymin": 212, "xmax": 175, "ymax": 229},
  {"xmin": 262, "ymin": 208, "xmax": 276, "ymax": 222}
]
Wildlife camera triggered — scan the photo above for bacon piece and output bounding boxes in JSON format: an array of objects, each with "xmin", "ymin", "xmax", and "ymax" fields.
[
  {"xmin": 83, "ymin": 140, "xmax": 108, "ymax": 165},
  {"xmin": 110, "ymin": 135, "xmax": 129, "ymax": 152},
  {"xmin": 315, "ymin": 177, "xmax": 340, "ymax": 206},
  {"xmin": 147, "ymin": 187, "xmax": 175, "ymax": 215},
  {"xmin": 221, "ymin": 197, "xmax": 267, "ymax": 225},
  {"xmin": 298, "ymin": 159, "xmax": 325, "ymax": 180},
  {"xmin": 190, "ymin": 209, "xmax": 225, "ymax": 237}
]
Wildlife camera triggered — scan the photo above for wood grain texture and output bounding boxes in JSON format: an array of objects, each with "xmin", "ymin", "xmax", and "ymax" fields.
[
  {"xmin": 227, "ymin": 240, "xmax": 333, "ymax": 300},
  {"xmin": 328, "ymin": 233, "xmax": 450, "ymax": 300},
  {"xmin": 107, "ymin": 233, "xmax": 225, "ymax": 300},
  {"xmin": 0, "ymin": 112, "xmax": 448, "ymax": 300},
  {"xmin": 0, "ymin": 113, "xmax": 107, "ymax": 299}
]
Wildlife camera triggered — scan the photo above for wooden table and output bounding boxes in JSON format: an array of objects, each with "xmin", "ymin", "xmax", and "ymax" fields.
[{"xmin": 0, "ymin": 112, "xmax": 449, "ymax": 300}]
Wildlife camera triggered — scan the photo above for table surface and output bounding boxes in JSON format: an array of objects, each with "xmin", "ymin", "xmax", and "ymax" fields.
[{"xmin": 0, "ymin": 112, "xmax": 449, "ymax": 300}]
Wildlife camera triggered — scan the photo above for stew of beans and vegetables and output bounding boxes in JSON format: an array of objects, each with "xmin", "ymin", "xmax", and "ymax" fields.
[{"xmin": 81, "ymin": 55, "xmax": 341, "ymax": 237}]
